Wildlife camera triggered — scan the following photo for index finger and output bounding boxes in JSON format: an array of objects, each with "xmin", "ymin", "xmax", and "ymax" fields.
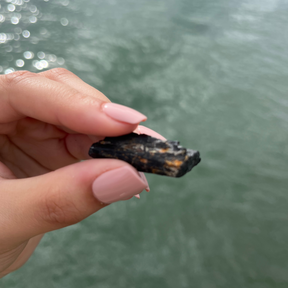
[{"xmin": 0, "ymin": 70, "xmax": 147, "ymax": 136}]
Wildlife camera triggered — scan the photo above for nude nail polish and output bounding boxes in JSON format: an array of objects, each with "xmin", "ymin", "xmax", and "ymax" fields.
[
  {"xmin": 137, "ymin": 125, "xmax": 167, "ymax": 141},
  {"xmin": 139, "ymin": 172, "xmax": 150, "ymax": 192},
  {"xmin": 102, "ymin": 103, "xmax": 147, "ymax": 124},
  {"xmin": 92, "ymin": 166, "xmax": 147, "ymax": 204}
]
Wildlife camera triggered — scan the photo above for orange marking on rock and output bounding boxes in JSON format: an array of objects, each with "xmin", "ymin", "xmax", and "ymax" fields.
[
  {"xmin": 160, "ymin": 148, "xmax": 169, "ymax": 153},
  {"xmin": 165, "ymin": 160, "xmax": 183, "ymax": 167}
]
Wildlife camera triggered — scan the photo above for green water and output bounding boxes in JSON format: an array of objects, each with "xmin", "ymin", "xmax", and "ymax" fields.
[{"xmin": 1, "ymin": 0, "xmax": 288, "ymax": 287}]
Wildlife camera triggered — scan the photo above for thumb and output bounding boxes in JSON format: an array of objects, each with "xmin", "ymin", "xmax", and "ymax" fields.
[{"xmin": 0, "ymin": 159, "xmax": 148, "ymax": 245}]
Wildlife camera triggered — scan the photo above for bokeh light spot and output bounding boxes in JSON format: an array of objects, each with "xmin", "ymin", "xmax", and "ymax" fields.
[
  {"xmin": 15, "ymin": 59, "xmax": 24, "ymax": 67},
  {"xmin": 23, "ymin": 50, "xmax": 34, "ymax": 59},
  {"xmin": 60, "ymin": 18, "xmax": 68, "ymax": 26},
  {"xmin": 4, "ymin": 68, "xmax": 15, "ymax": 74},
  {"xmin": 22, "ymin": 30, "xmax": 30, "ymax": 38},
  {"xmin": 7, "ymin": 4, "xmax": 15, "ymax": 12},
  {"xmin": 11, "ymin": 16, "xmax": 19, "ymax": 24}
]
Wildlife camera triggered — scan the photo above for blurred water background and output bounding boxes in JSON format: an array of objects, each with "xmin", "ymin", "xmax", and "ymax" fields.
[{"xmin": 1, "ymin": 0, "xmax": 288, "ymax": 287}]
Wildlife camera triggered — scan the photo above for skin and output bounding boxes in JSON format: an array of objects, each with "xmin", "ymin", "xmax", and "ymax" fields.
[{"xmin": 0, "ymin": 68, "xmax": 150, "ymax": 278}]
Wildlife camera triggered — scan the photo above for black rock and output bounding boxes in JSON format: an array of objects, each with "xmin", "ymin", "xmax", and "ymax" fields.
[{"xmin": 89, "ymin": 133, "xmax": 201, "ymax": 177}]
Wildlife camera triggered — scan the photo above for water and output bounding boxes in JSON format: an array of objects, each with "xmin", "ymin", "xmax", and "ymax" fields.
[{"xmin": 1, "ymin": 0, "xmax": 288, "ymax": 287}]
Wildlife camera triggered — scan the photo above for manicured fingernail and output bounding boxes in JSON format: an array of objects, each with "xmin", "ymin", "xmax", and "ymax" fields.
[
  {"xmin": 134, "ymin": 126, "xmax": 141, "ymax": 134},
  {"xmin": 134, "ymin": 194, "xmax": 140, "ymax": 199},
  {"xmin": 137, "ymin": 125, "xmax": 167, "ymax": 141},
  {"xmin": 103, "ymin": 103, "xmax": 147, "ymax": 124},
  {"xmin": 92, "ymin": 166, "xmax": 147, "ymax": 204},
  {"xmin": 139, "ymin": 172, "xmax": 150, "ymax": 192}
]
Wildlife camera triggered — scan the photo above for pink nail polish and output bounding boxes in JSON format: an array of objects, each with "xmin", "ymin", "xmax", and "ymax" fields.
[
  {"xmin": 137, "ymin": 125, "xmax": 167, "ymax": 141},
  {"xmin": 92, "ymin": 166, "xmax": 147, "ymax": 204},
  {"xmin": 103, "ymin": 103, "xmax": 147, "ymax": 125},
  {"xmin": 139, "ymin": 172, "xmax": 150, "ymax": 192}
]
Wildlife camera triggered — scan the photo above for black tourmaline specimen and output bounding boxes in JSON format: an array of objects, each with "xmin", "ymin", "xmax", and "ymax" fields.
[{"xmin": 89, "ymin": 133, "xmax": 201, "ymax": 177}]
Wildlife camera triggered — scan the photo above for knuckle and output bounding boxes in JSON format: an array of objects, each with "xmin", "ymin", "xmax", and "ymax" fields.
[
  {"xmin": 40, "ymin": 190, "xmax": 83, "ymax": 227},
  {"xmin": 3, "ymin": 71, "xmax": 36, "ymax": 87},
  {"xmin": 47, "ymin": 68, "xmax": 72, "ymax": 80},
  {"xmin": 66, "ymin": 90, "xmax": 88, "ymax": 103}
]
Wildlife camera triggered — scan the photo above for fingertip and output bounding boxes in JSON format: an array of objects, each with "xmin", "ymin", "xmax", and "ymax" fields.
[{"xmin": 91, "ymin": 165, "xmax": 147, "ymax": 204}]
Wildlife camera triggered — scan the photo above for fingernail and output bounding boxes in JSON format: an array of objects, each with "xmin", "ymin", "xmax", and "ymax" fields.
[
  {"xmin": 139, "ymin": 172, "xmax": 150, "ymax": 192},
  {"xmin": 103, "ymin": 103, "xmax": 147, "ymax": 124},
  {"xmin": 92, "ymin": 166, "xmax": 147, "ymax": 204},
  {"xmin": 137, "ymin": 125, "xmax": 167, "ymax": 141},
  {"xmin": 134, "ymin": 126, "xmax": 141, "ymax": 134},
  {"xmin": 134, "ymin": 194, "xmax": 140, "ymax": 199}
]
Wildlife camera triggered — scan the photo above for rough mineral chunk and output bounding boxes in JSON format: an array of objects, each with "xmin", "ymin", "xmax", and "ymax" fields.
[{"xmin": 89, "ymin": 133, "xmax": 201, "ymax": 177}]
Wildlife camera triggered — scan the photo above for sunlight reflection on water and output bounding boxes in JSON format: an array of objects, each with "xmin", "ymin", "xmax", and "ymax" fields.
[{"xmin": 0, "ymin": 0, "xmax": 75, "ymax": 73}]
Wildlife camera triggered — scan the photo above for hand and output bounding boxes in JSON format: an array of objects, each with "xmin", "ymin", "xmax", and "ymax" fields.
[{"xmin": 0, "ymin": 68, "xmax": 165, "ymax": 278}]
